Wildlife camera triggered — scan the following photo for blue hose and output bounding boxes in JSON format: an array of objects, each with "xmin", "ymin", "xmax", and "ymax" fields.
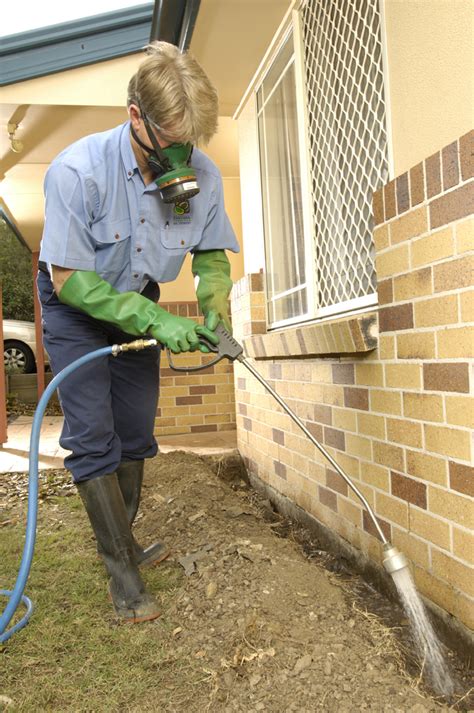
[{"xmin": 0, "ymin": 346, "xmax": 113, "ymax": 643}]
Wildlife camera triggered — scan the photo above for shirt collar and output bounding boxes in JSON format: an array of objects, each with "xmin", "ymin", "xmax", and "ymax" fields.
[{"xmin": 120, "ymin": 121, "xmax": 139, "ymax": 180}]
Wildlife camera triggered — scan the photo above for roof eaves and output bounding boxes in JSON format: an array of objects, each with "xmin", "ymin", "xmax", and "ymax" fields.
[{"xmin": 0, "ymin": 3, "xmax": 154, "ymax": 87}]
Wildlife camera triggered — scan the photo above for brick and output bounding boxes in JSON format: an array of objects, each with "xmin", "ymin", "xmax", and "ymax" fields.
[
  {"xmin": 357, "ymin": 413, "xmax": 386, "ymax": 439},
  {"xmin": 442, "ymin": 141, "xmax": 460, "ymax": 190},
  {"xmin": 406, "ymin": 449, "xmax": 447, "ymax": 486},
  {"xmin": 344, "ymin": 387, "xmax": 369, "ymax": 410},
  {"xmin": 326, "ymin": 468, "xmax": 348, "ymax": 496},
  {"xmin": 392, "ymin": 527, "xmax": 430, "ymax": 568},
  {"xmin": 396, "ymin": 172, "xmax": 410, "ymax": 214},
  {"xmin": 452, "ymin": 528, "xmax": 474, "ymax": 564},
  {"xmin": 391, "ymin": 471, "xmax": 427, "ymax": 508},
  {"xmin": 319, "ymin": 485, "xmax": 338, "ymax": 512},
  {"xmin": 414, "ymin": 294, "xmax": 458, "ymax": 327},
  {"xmin": 373, "ymin": 441, "xmax": 404, "ymax": 471},
  {"xmin": 306, "ymin": 421, "xmax": 323, "ymax": 442},
  {"xmin": 373, "ymin": 224, "xmax": 390, "ymax": 251},
  {"xmin": 190, "ymin": 424, "xmax": 218, "ymax": 433},
  {"xmin": 377, "ymin": 278, "xmax": 393, "ymax": 306},
  {"xmin": 243, "ymin": 417, "xmax": 252, "ymax": 431},
  {"xmin": 272, "ymin": 428, "xmax": 285, "ymax": 445},
  {"xmin": 445, "ymin": 395, "xmax": 474, "ymax": 429},
  {"xmin": 410, "ymin": 508, "xmax": 450, "ymax": 549},
  {"xmin": 459, "ymin": 129, "xmax": 473, "ymax": 181},
  {"xmin": 385, "ymin": 364, "xmax": 421, "ymax": 390},
  {"xmin": 379, "ymin": 335, "xmax": 395, "ymax": 360},
  {"xmin": 339, "ymin": 498, "xmax": 363, "ymax": 527},
  {"xmin": 345, "ymin": 433, "xmax": 372, "ymax": 459},
  {"xmin": 189, "ymin": 385, "xmax": 216, "ymax": 395},
  {"xmin": 430, "ymin": 182, "xmax": 474, "ymax": 230},
  {"xmin": 403, "ymin": 392, "xmax": 443, "ymax": 422},
  {"xmin": 373, "ymin": 188, "xmax": 384, "ymax": 225},
  {"xmin": 434, "ymin": 254, "xmax": 474, "ymax": 293},
  {"xmin": 423, "ymin": 362, "xmax": 469, "ymax": 393},
  {"xmin": 376, "ymin": 491, "xmax": 409, "ymax": 528},
  {"xmin": 384, "ymin": 180, "xmax": 396, "ymax": 220},
  {"xmin": 354, "ymin": 363, "xmax": 384, "ymax": 386},
  {"xmin": 391, "ymin": 206, "xmax": 428, "ymax": 245},
  {"xmin": 361, "ymin": 462, "xmax": 390, "ymax": 491},
  {"xmin": 274, "ymin": 460, "xmax": 287, "ymax": 480},
  {"xmin": 397, "ymin": 332, "xmax": 435, "ymax": 360},
  {"xmin": 437, "ymin": 326, "xmax": 474, "ymax": 358},
  {"xmin": 425, "ymin": 424, "xmax": 470, "ymax": 460},
  {"xmin": 411, "ymin": 226, "xmax": 454, "ymax": 268},
  {"xmin": 363, "ymin": 509, "xmax": 391, "ymax": 541},
  {"xmin": 425, "ymin": 151, "xmax": 442, "ymax": 198},
  {"xmin": 393, "ymin": 267, "xmax": 432, "ymax": 302},
  {"xmin": 332, "ymin": 407, "xmax": 357, "ymax": 432},
  {"xmin": 324, "ymin": 426, "xmax": 345, "ymax": 451},
  {"xmin": 456, "ymin": 216, "xmax": 474, "ymax": 253},
  {"xmin": 238, "ymin": 403, "xmax": 247, "ymax": 415},
  {"xmin": 460, "ymin": 289, "xmax": 473, "ymax": 322},
  {"xmin": 432, "ymin": 548, "xmax": 474, "ymax": 597},
  {"xmin": 410, "ymin": 162, "xmax": 425, "ymax": 206},
  {"xmin": 370, "ymin": 389, "xmax": 402, "ymax": 415},
  {"xmin": 414, "ymin": 567, "xmax": 455, "ymax": 615},
  {"xmin": 331, "ymin": 363, "xmax": 354, "ymax": 384},
  {"xmin": 375, "ymin": 244, "xmax": 409, "ymax": 279},
  {"xmin": 379, "ymin": 303, "xmax": 415, "ymax": 334},
  {"xmin": 449, "ymin": 461, "xmax": 474, "ymax": 497},
  {"xmin": 454, "ymin": 593, "xmax": 474, "ymax": 630},
  {"xmin": 313, "ymin": 404, "xmax": 333, "ymax": 425},
  {"xmin": 387, "ymin": 417, "xmax": 423, "ymax": 448}
]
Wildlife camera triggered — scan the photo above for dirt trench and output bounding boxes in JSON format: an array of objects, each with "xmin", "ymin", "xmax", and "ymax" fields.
[{"xmin": 128, "ymin": 450, "xmax": 472, "ymax": 712}]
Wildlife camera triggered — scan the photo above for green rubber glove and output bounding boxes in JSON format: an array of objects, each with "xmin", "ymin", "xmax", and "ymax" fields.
[
  {"xmin": 58, "ymin": 270, "xmax": 219, "ymax": 354},
  {"xmin": 192, "ymin": 250, "xmax": 233, "ymax": 333}
]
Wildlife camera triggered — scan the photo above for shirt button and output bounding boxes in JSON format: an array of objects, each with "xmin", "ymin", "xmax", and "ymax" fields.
[
  {"xmin": 140, "ymin": 218, "xmax": 145, "ymax": 224},
  {"xmin": 114, "ymin": 234, "xmax": 120, "ymax": 240},
  {"xmin": 137, "ymin": 248, "xmax": 142, "ymax": 253},
  {"xmin": 128, "ymin": 171, "xmax": 132, "ymax": 177},
  {"xmin": 180, "ymin": 240, "xmax": 185, "ymax": 246},
  {"xmin": 133, "ymin": 273, "xmax": 138, "ymax": 278}
]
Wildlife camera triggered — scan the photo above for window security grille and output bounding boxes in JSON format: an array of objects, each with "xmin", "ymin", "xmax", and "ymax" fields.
[{"xmin": 301, "ymin": 0, "xmax": 389, "ymax": 316}]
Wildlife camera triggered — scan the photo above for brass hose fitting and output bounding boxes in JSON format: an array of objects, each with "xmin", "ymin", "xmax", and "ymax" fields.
[{"xmin": 111, "ymin": 339, "xmax": 158, "ymax": 356}]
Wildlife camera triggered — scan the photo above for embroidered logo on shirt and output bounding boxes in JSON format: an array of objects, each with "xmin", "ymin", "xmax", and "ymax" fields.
[{"xmin": 174, "ymin": 200, "xmax": 190, "ymax": 216}]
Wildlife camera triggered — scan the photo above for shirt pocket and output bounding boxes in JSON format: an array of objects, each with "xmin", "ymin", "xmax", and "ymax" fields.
[
  {"xmin": 158, "ymin": 227, "xmax": 201, "ymax": 281},
  {"xmin": 92, "ymin": 218, "xmax": 131, "ymax": 283}
]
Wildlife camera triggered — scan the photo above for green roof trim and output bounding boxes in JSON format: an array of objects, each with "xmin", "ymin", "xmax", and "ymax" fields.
[{"xmin": 0, "ymin": 4, "xmax": 154, "ymax": 86}]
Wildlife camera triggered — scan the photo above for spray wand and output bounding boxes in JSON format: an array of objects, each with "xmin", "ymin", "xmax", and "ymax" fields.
[{"xmin": 168, "ymin": 324, "xmax": 408, "ymax": 576}]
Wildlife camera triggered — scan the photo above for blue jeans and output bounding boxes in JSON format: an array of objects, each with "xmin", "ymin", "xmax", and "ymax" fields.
[{"xmin": 37, "ymin": 270, "xmax": 160, "ymax": 483}]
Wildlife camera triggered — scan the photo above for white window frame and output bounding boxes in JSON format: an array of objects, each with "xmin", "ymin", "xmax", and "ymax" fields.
[{"xmin": 248, "ymin": 0, "xmax": 390, "ymax": 331}]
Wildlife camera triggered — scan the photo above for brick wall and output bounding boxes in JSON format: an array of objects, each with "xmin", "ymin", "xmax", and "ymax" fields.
[
  {"xmin": 232, "ymin": 131, "xmax": 473, "ymax": 630},
  {"xmin": 155, "ymin": 302, "xmax": 236, "ymax": 437}
]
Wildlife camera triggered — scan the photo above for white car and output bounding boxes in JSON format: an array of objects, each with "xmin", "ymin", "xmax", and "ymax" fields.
[{"xmin": 3, "ymin": 319, "xmax": 49, "ymax": 374}]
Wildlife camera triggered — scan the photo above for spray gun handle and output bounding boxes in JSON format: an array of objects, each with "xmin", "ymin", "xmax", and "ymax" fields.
[{"xmin": 166, "ymin": 324, "xmax": 244, "ymax": 372}]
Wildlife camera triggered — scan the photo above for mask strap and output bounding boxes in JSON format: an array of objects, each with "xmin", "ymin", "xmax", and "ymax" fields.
[{"xmin": 141, "ymin": 113, "xmax": 172, "ymax": 171}]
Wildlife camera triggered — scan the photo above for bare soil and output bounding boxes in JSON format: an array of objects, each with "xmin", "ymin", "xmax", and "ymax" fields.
[{"xmin": 133, "ymin": 450, "xmax": 471, "ymax": 712}]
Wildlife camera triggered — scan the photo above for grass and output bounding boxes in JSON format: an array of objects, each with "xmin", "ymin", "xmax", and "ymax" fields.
[{"xmin": 0, "ymin": 496, "xmax": 190, "ymax": 712}]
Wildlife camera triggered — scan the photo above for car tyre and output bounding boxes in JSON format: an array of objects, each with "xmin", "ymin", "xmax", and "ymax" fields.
[{"xmin": 4, "ymin": 340, "xmax": 36, "ymax": 374}]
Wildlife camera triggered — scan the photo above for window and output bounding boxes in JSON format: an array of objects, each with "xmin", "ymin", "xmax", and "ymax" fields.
[{"xmin": 256, "ymin": 0, "xmax": 389, "ymax": 329}]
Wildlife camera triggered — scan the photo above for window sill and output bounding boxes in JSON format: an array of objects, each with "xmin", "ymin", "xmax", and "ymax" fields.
[{"xmin": 243, "ymin": 312, "xmax": 378, "ymax": 359}]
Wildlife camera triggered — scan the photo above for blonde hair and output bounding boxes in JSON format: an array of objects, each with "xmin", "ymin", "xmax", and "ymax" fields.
[{"xmin": 127, "ymin": 41, "xmax": 218, "ymax": 145}]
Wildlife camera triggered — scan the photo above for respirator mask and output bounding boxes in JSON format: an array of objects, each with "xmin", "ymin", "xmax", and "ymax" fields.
[{"xmin": 131, "ymin": 111, "xmax": 199, "ymax": 204}]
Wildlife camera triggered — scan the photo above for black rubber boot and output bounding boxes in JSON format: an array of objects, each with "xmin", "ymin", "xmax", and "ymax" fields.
[
  {"xmin": 77, "ymin": 473, "xmax": 161, "ymax": 623},
  {"xmin": 116, "ymin": 460, "xmax": 170, "ymax": 567}
]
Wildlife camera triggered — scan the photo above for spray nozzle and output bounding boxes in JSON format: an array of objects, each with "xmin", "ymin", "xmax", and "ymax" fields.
[{"xmin": 382, "ymin": 545, "xmax": 409, "ymax": 574}]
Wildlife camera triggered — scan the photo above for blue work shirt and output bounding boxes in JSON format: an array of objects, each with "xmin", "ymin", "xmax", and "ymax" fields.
[{"xmin": 40, "ymin": 122, "xmax": 240, "ymax": 292}]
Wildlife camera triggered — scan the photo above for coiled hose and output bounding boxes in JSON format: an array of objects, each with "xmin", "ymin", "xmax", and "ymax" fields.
[{"xmin": 0, "ymin": 346, "xmax": 114, "ymax": 643}]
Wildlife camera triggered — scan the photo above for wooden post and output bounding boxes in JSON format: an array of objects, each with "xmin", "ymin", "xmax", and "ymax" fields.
[
  {"xmin": 32, "ymin": 253, "xmax": 45, "ymax": 400},
  {"xmin": 0, "ymin": 282, "xmax": 7, "ymax": 444}
]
